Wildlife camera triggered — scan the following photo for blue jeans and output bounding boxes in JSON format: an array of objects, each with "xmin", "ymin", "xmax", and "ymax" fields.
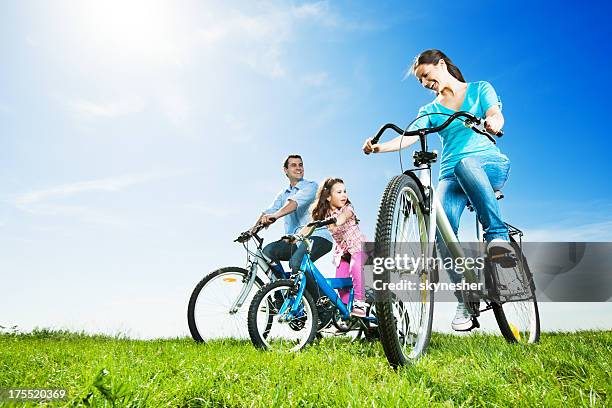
[
  {"xmin": 263, "ymin": 237, "xmax": 333, "ymax": 300},
  {"xmin": 263, "ymin": 237, "xmax": 332, "ymax": 273},
  {"xmin": 436, "ymin": 154, "xmax": 511, "ymax": 298}
]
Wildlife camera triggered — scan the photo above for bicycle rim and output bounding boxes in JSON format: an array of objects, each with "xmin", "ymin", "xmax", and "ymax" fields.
[
  {"xmin": 188, "ymin": 268, "xmax": 262, "ymax": 341},
  {"xmin": 248, "ymin": 280, "xmax": 318, "ymax": 352},
  {"xmin": 494, "ymin": 299, "xmax": 540, "ymax": 343},
  {"xmin": 492, "ymin": 239, "xmax": 541, "ymax": 344}
]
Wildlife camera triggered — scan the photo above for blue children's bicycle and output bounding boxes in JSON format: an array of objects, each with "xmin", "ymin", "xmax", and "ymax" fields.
[{"xmin": 247, "ymin": 219, "xmax": 380, "ymax": 352}]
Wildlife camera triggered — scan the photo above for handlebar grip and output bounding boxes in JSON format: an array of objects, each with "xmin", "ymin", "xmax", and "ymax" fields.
[
  {"xmin": 320, "ymin": 217, "xmax": 336, "ymax": 226},
  {"xmin": 306, "ymin": 217, "xmax": 336, "ymax": 228},
  {"xmin": 482, "ymin": 119, "xmax": 504, "ymax": 137},
  {"xmin": 371, "ymin": 123, "xmax": 406, "ymax": 145}
]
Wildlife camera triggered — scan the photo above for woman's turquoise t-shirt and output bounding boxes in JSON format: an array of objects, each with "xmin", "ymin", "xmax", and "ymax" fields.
[{"xmin": 407, "ymin": 81, "xmax": 506, "ymax": 180}]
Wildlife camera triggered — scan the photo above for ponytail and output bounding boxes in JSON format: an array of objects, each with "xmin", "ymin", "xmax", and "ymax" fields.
[{"xmin": 410, "ymin": 49, "xmax": 466, "ymax": 83}]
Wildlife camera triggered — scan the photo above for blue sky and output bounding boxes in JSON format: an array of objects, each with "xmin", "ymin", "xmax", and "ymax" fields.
[{"xmin": 1, "ymin": 1, "xmax": 610, "ymax": 338}]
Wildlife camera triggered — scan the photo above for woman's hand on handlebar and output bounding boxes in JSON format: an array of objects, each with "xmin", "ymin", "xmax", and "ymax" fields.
[
  {"xmin": 483, "ymin": 106, "xmax": 504, "ymax": 136},
  {"xmin": 484, "ymin": 115, "xmax": 503, "ymax": 135},
  {"xmin": 362, "ymin": 137, "xmax": 381, "ymax": 155}
]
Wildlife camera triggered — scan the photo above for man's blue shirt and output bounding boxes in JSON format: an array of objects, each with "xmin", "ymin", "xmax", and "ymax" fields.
[{"xmin": 263, "ymin": 178, "xmax": 333, "ymax": 242}]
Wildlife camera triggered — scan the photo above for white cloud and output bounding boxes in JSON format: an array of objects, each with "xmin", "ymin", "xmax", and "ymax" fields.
[
  {"xmin": 191, "ymin": 1, "xmax": 364, "ymax": 79},
  {"xmin": 67, "ymin": 96, "xmax": 145, "ymax": 119},
  {"xmin": 194, "ymin": 11, "xmax": 290, "ymax": 78},
  {"xmin": 301, "ymin": 72, "xmax": 329, "ymax": 87},
  {"xmin": 524, "ymin": 220, "xmax": 612, "ymax": 242},
  {"xmin": 184, "ymin": 203, "xmax": 235, "ymax": 218},
  {"xmin": 156, "ymin": 85, "xmax": 192, "ymax": 130},
  {"xmin": 25, "ymin": 35, "xmax": 40, "ymax": 48},
  {"xmin": 15, "ymin": 171, "xmax": 183, "ymax": 207},
  {"xmin": 16, "ymin": 203, "xmax": 122, "ymax": 225},
  {"xmin": 292, "ymin": 1, "xmax": 329, "ymax": 19}
]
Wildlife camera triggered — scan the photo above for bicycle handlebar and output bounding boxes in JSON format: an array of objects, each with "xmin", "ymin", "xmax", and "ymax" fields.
[
  {"xmin": 371, "ymin": 111, "xmax": 503, "ymax": 146},
  {"xmin": 281, "ymin": 218, "xmax": 337, "ymax": 243},
  {"xmin": 234, "ymin": 222, "xmax": 266, "ymax": 244},
  {"xmin": 307, "ymin": 217, "xmax": 337, "ymax": 228}
]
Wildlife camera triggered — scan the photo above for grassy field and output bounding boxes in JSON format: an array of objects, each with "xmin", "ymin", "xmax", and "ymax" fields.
[{"xmin": 0, "ymin": 329, "xmax": 610, "ymax": 407}]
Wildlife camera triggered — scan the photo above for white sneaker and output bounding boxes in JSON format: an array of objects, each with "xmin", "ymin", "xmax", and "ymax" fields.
[
  {"xmin": 350, "ymin": 300, "xmax": 368, "ymax": 318},
  {"xmin": 451, "ymin": 303, "xmax": 473, "ymax": 331},
  {"xmin": 487, "ymin": 238, "xmax": 513, "ymax": 253}
]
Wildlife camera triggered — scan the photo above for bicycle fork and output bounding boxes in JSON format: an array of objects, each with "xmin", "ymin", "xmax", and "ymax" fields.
[{"xmin": 229, "ymin": 255, "xmax": 269, "ymax": 314}]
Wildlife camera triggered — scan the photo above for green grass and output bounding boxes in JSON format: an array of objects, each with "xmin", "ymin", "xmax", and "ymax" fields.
[{"xmin": 1, "ymin": 329, "xmax": 610, "ymax": 407}]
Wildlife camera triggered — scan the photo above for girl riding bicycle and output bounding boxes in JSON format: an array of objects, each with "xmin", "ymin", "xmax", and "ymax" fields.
[
  {"xmin": 363, "ymin": 49, "xmax": 513, "ymax": 331},
  {"xmin": 309, "ymin": 178, "xmax": 369, "ymax": 317}
]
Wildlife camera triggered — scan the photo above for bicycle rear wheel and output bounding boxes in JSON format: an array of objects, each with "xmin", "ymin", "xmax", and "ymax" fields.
[
  {"xmin": 374, "ymin": 174, "xmax": 434, "ymax": 368},
  {"xmin": 491, "ymin": 239, "xmax": 540, "ymax": 343},
  {"xmin": 248, "ymin": 279, "xmax": 318, "ymax": 352},
  {"xmin": 187, "ymin": 267, "xmax": 264, "ymax": 342}
]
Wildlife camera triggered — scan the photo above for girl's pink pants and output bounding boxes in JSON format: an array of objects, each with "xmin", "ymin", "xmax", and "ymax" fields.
[{"xmin": 336, "ymin": 251, "xmax": 367, "ymax": 304}]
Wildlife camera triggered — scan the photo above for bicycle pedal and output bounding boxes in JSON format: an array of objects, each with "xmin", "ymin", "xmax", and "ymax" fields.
[{"xmin": 490, "ymin": 254, "xmax": 517, "ymax": 268}]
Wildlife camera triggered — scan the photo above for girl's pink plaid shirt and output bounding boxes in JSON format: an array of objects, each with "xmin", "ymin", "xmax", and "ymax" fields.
[{"xmin": 327, "ymin": 204, "xmax": 368, "ymax": 266}]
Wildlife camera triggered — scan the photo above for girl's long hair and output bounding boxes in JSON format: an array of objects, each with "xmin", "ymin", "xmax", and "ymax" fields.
[
  {"xmin": 311, "ymin": 178, "xmax": 351, "ymax": 221},
  {"xmin": 410, "ymin": 49, "xmax": 466, "ymax": 83}
]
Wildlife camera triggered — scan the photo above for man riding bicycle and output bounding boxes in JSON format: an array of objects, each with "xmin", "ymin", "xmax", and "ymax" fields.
[{"xmin": 253, "ymin": 155, "xmax": 333, "ymax": 298}]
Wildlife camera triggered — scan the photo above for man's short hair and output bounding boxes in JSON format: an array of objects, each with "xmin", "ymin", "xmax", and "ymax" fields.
[{"xmin": 283, "ymin": 154, "xmax": 303, "ymax": 169}]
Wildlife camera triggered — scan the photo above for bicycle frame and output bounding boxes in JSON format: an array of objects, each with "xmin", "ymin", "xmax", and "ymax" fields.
[
  {"xmin": 370, "ymin": 113, "xmax": 499, "ymax": 292},
  {"xmin": 229, "ymin": 238, "xmax": 289, "ymax": 313},
  {"xmin": 412, "ymin": 164, "xmax": 481, "ymax": 287},
  {"xmin": 278, "ymin": 238, "xmax": 377, "ymax": 323}
]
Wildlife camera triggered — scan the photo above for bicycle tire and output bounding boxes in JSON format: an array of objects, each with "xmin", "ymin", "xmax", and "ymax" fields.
[
  {"xmin": 187, "ymin": 267, "xmax": 265, "ymax": 342},
  {"xmin": 491, "ymin": 239, "xmax": 541, "ymax": 344},
  {"xmin": 374, "ymin": 174, "xmax": 434, "ymax": 368},
  {"xmin": 247, "ymin": 279, "xmax": 318, "ymax": 352}
]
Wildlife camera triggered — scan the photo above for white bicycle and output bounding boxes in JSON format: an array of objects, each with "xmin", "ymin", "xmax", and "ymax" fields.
[{"xmin": 369, "ymin": 111, "xmax": 540, "ymax": 367}]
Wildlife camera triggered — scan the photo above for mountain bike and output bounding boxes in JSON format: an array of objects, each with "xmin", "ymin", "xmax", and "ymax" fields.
[
  {"xmin": 187, "ymin": 223, "xmax": 352, "ymax": 342},
  {"xmin": 247, "ymin": 219, "xmax": 379, "ymax": 352},
  {"xmin": 187, "ymin": 223, "xmax": 289, "ymax": 342},
  {"xmin": 369, "ymin": 111, "xmax": 540, "ymax": 367}
]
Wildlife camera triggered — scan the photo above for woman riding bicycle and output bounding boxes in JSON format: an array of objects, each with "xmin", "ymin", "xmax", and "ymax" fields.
[{"xmin": 362, "ymin": 49, "xmax": 513, "ymax": 331}]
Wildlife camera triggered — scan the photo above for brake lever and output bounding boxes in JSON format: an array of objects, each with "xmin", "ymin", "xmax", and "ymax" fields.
[
  {"xmin": 234, "ymin": 232, "xmax": 250, "ymax": 243},
  {"xmin": 464, "ymin": 118, "xmax": 501, "ymax": 144},
  {"xmin": 235, "ymin": 222, "xmax": 264, "ymax": 243}
]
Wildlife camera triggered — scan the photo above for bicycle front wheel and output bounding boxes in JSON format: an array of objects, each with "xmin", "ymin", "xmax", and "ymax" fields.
[
  {"xmin": 248, "ymin": 279, "xmax": 318, "ymax": 352},
  {"xmin": 374, "ymin": 174, "xmax": 434, "ymax": 368},
  {"xmin": 491, "ymin": 239, "xmax": 541, "ymax": 344},
  {"xmin": 187, "ymin": 267, "xmax": 264, "ymax": 342}
]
